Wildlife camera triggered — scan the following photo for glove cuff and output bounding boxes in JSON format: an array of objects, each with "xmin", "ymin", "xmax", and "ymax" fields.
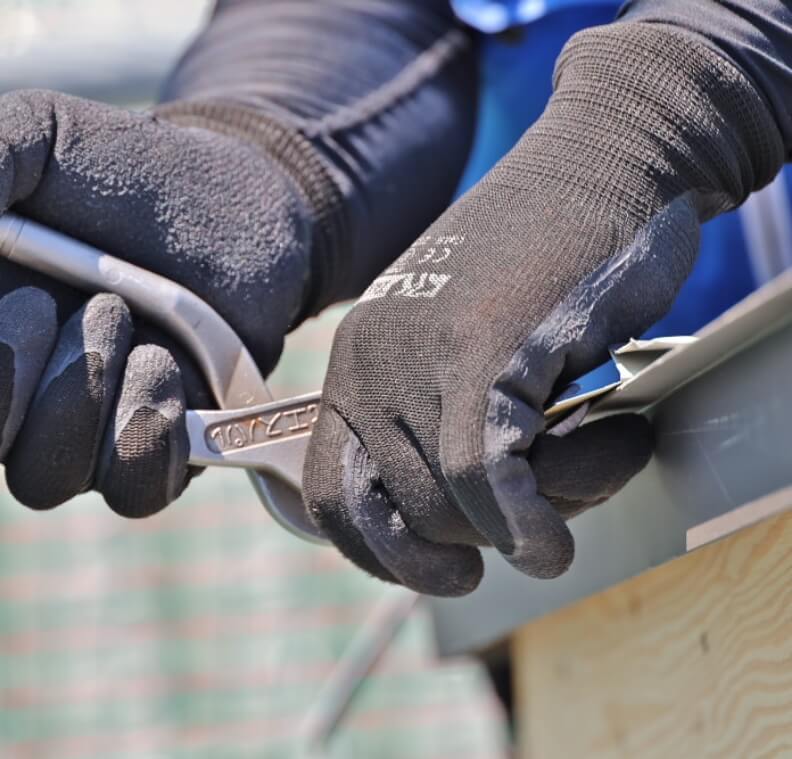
[
  {"xmin": 553, "ymin": 21, "xmax": 785, "ymax": 220},
  {"xmin": 156, "ymin": 100, "xmax": 350, "ymax": 322}
]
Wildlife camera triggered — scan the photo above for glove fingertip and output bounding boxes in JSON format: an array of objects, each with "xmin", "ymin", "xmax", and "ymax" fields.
[
  {"xmin": 1, "ymin": 285, "xmax": 58, "ymax": 326},
  {"xmin": 306, "ymin": 408, "xmax": 484, "ymax": 597},
  {"xmin": 506, "ymin": 519, "xmax": 575, "ymax": 579},
  {"xmin": 0, "ymin": 287, "xmax": 57, "ymax": 458},
  {"xmin": 531, "ymin": 412, "xmax": 653, "ymax": 505},
  {"xmin": 97, "ymin": 345, "xmax": 188, "ymax": 518},
  {"xmin": 6, "ymin": 291, "xmax": 137, "ymax": 509}
]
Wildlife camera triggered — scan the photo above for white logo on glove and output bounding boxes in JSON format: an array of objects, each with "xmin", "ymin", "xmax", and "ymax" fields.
[
  {"xmin": 359, "ymin": 272, "xmax": 450, "ymax": 303},
  {"xmin": 360, "ymin": 233, "xmax": 463, "ymax": 302}
]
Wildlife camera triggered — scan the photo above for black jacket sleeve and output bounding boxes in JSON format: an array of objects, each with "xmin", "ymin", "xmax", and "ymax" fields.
[
  {"xmin": 620, "ymin": 1, "xmax": 792, "ymax": 158},
  {"xmin": 158, "ymin": 0, "xmax": 479, "ymax": 317}
]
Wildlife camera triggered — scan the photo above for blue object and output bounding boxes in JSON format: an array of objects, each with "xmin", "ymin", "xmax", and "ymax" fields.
[
  {"xmin": 453, "ymin": 0, "xmax": 762, "ymax": 390},
  {"xmin": 452, "ymin": 0, "xmax": 620, "ymax": 33}
]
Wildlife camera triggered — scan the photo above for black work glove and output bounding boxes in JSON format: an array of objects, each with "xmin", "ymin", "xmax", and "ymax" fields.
[
  {"xmin": 304, "ymin": 22, "xmax": 785, "ymax": 596},
  {"xmin": 0, "ymin": 2, "xmax": 476, "ymax": 518},
  {"xmin": 0, "ymin": 89, "xmax": 315, "ymax": 516}
]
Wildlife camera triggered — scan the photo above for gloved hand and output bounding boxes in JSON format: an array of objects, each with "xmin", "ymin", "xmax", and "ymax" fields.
[
  {"xmin": 0, "ymin": 89, "xmax": 316, "ymax": 516},
  {"xmin": 0, "ymin": 0, "xmax": 477, "ymax": 519},
  {"xmin": 304, "ymin": 22, "xmax": 785, "ymax": 596}
]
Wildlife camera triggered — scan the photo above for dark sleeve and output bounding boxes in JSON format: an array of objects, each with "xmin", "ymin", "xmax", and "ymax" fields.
[
  {"xmin": 158, "ymin": 0, "xmax": 478, "ymax": 315},
  {"xmin": 619, "ymin": 1, "xmax": 792, "ymax": 158}
]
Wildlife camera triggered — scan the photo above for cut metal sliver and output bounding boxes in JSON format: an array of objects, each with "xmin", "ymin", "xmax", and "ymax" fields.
[{"xmin": 543, "ymin": 337, "xmax": 698, "ymax": 428}]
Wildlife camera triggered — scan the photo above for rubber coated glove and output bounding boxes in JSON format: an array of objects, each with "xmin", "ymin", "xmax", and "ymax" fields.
[
  {"xmin": 0, "ymin": 89, "xmax": 316, "ymax": 516},
  {"xmin": 304, "ymin": 22, "xmax": 785, "ymax": 596},
  {"xmin": 0, "ymin": 1, "xmax": 476, "ymax": 518}
]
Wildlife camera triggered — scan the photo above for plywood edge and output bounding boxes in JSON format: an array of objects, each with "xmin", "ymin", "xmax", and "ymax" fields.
[{"xmin": 686, "ymin": 485, "xmax": 792, "ymax": 551}]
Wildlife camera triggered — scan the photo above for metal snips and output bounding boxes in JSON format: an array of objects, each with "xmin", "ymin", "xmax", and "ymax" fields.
[{"xmin": 0, "ymin": 214, "xmax": 324, "ymax": 543}]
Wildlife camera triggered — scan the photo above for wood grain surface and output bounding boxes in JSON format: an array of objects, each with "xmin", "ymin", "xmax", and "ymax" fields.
[{"xmin": 514, "ymin": 510, "xmax": 792, "ymax": 758}]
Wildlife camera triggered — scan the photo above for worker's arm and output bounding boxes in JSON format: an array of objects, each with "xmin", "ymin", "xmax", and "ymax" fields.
[
  {"xmin": 619, "ymin": 0, "xmax": 792, "ymax": 154},
  {"xmin": 159, "ymin": 0, "xmax": 478, "ymax": 312},
  {"xmin": 0, "ymin": 1, "xmax": 477, "ymax": 515},
  {"xmin": 303, "ymin": 2, "xmax": 792, "ymax": 596}
]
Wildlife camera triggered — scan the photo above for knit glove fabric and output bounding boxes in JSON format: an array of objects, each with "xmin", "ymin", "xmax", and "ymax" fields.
[
  {"xmin": 304, "ymin": 22, "xmax": 785, "ymax": 596},
  {"xmin": 0, "ymin": 1, "xmax": 476, "ymax": 518}
]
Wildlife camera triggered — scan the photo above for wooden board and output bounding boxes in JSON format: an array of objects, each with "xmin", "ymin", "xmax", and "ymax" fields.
[{"xmin": 514, "ymin": 510, "xmax": 792, "ymax": 758}]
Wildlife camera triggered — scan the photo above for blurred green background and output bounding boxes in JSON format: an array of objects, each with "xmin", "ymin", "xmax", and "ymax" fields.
[{"xmin": 0, "ymin": 2, "xmax": 507, "ymax": 757}]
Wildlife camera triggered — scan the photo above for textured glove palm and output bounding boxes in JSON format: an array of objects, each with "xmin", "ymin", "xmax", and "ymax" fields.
[
  {"xmin": 304, "ymin": 23, "xmax": 785, "ymax": 596},
  {"xmin": 0, "ymin": 90, "xmax": 313, "ymax": 516}
]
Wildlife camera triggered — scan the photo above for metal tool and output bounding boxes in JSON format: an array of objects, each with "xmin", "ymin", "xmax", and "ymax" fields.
[
  {"xmin": 0, "ymin": 214, "xmax": 676, "ymax": 545},
  {"xmin": 0, "ymin": 213, "xmax": 325, "ymax": 543}
]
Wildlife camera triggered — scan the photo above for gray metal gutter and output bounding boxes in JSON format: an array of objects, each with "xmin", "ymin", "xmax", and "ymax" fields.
[{"xmin": 430, "ymin": 272, "xmax": 792, "ymax": 655}]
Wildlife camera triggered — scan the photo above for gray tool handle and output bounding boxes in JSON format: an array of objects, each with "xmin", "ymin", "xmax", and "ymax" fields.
[
  {"xmin": 0, "ymin": 214, "xmax": 270, "ymax": 408},
  {"xmin": 0, "ymin": 213, "xmax": 326, "ymax": 544}
]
